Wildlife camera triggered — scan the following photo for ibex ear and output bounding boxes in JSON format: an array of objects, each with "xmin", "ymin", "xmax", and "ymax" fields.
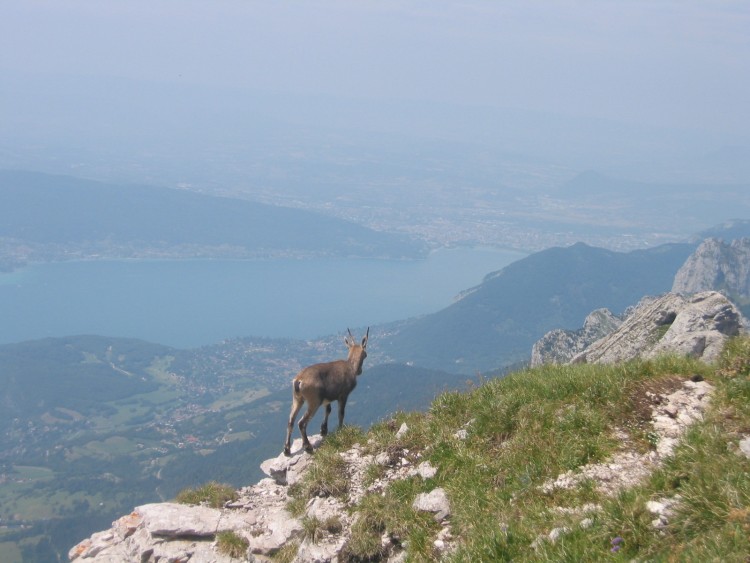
[
  {"xmin": 362, "ymin": 327, "xmax": 369, "ymax": 348},
  {"xmin": 345, "ymin": 328, "xmax": 354, "ymax": 347}
]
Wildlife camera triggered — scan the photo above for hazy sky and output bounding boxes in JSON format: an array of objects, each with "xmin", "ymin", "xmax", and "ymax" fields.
[
  {"xmin": 2, "ymin": 1, "xmax": 748, "ymax": 134},
  {"xmin": 1, "ymin": 0, "xmax": 749, "ymax": 179}
]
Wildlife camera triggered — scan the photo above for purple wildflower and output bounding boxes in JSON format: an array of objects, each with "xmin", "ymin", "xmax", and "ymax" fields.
[{"xmin": 610, "ymin": 536, "xmax": 624, "ymax": 553}]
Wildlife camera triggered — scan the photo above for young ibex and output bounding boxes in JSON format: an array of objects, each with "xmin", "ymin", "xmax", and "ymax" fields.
[{"xmin": 284, "ymin": 328, "xmax": 369, "ymax": 455}]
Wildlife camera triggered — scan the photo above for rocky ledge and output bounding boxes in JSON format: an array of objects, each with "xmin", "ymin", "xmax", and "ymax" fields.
[{"xmin": 69, "ymin": 428, "xmax": 451, "ymax": 563}]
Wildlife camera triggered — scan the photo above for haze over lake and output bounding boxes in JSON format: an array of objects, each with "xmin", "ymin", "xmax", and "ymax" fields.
[{"xmin": 0, "ymin": 247, "xmax": 524, "ymax": 348}]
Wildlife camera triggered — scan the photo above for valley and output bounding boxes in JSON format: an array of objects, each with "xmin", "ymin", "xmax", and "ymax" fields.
[{"xmin": 0, "ymin": 334, "xmax": 464, "ymax": 562}]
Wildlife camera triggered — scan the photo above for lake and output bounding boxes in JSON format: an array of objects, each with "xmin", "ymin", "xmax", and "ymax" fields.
[{"xmin": 0, "ymin": 247, "xmax": 525, "ymax": 348}]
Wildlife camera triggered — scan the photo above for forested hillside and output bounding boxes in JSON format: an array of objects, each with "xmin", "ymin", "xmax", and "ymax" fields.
[{"xmin": 381, "ymin": 242, "xmax": 696, "ymax": 372}]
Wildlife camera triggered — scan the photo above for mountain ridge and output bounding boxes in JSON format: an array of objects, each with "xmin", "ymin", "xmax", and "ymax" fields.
[
  {"xmin": 380, "ymin": 241, "xmax": 695, "ymax": 373},
  {"xmin": 0, "ymin": 170, "xmax": 427, "ymax": 270},
  {"xmin": 672, "ymin": 238, "xmax": 750, "ymax": 310}
]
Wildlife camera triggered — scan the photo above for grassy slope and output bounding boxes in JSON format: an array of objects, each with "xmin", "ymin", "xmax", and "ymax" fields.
[{"xmin": 290, "ymin": 337, "xmax": 750, "ymax": 562}]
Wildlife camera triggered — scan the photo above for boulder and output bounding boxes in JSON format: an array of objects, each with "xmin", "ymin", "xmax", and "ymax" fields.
[
  {"xmin": 412, "ymin": 488, "xmax": 451, "ymax": 522},
  {"xmin": 261, "ymin": 435, "xmax": 322, "ymax": 485}
]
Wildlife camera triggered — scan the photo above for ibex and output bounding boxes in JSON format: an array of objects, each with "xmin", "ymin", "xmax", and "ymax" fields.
[{"xmin": 284, "ymin": 328, "xmax": 369, "ymax": 455}]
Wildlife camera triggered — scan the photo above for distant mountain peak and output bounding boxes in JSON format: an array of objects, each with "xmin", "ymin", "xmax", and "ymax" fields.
[{"xmin": 672, "ymin": 238, "xmax": 750, "ymax": 300}]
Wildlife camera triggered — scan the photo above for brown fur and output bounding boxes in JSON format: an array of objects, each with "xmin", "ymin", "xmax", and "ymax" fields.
[{"xmin": 284, "ymin": 328, "xmax": 369, "ymax": 455}]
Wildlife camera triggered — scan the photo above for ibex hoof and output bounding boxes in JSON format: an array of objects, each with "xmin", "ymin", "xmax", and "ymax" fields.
[
  {"xmin": 283, "ymin": 446, "xmax": 291, "ymax": 457},
  {"xmin": 320, "ymin": 426, "xmax": 328, "ymax": 437},
  {"xmin": 304, "ymin": 444, "xmax": 314, "ymax": 454}
]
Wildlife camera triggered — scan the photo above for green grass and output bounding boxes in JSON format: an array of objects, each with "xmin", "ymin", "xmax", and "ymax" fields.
[
  {"xmin": 289, "ymin": 426, "xmax": 366, "ymax": 501},
  {"xmin": 301, "ymin": 514, "xmax": 344, "ymax": 544},
  {"xmin": 215, "ymin": 530, "xmax": 249, "ymax": 558},
  {"xmin": 271, "ymin": 541, "xmax": 300, "ymax": 563},
  {"xmin": 288, "ymin": 338, "xmax": 750, "ymax": 561},
  {"xmin": 175, "ymin": 481, "xmax": 237, "ymax": 508}
]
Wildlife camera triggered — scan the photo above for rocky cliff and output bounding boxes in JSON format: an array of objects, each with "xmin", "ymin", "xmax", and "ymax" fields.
[
  {"xmin": 570, "ymin": 291, "xmax": 745, "ymax": 365},
  {"xmin": 530, "ymin": 308, "xmax": 622, "ymax": 367},
  {"xmin": 532, "ymin": 237, "xmax": 750, "ymax": 367},
  {"xmin": 672, "ymin": 238, "xmax": 750, "ymax": 299}
]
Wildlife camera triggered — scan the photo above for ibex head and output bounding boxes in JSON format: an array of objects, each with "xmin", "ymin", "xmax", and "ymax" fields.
[{"xmin": 345, "ymin": 327, "xmax": 369, "ymax": 375}]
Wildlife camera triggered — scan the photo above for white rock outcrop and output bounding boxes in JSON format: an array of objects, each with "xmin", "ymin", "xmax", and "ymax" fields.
[
  {"xmin": 70, "ymin": 434, "xmax": 446, "ymax": 562},
  {"xmin": 571, "ymin": 291, "xmax": 745, "ymax": 365},
  {"xmin": 260, "ymin": 434, "xmax": 322, "ymax": 486},
  {"xmin": 69, "ymin": 477, "xmax": 302, "ymax": 562}
]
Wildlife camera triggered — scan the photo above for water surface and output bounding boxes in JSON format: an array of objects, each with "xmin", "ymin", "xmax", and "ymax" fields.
[{"xmin": 0, "ymin": 247, "xmax": 525, "ymax": 347}]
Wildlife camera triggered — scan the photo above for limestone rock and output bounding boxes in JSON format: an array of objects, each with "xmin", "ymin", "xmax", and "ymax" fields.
[
  {"xmin": 548, "ymin": 527, "xmax": 571, "ymax": 542},
  {"xmin": 673, "ymin": 238, "xmax": 750, "ymax": 299},
  {"xmin": 532, "ymin": 308, "xmax": 622, "ymax": 366},
  {"xmin": 646, "ymin": 496, "xmax": 681, "ymax": 530},
  {"xmin": 305, "ymin": 496, "xmax": 346, "ymax": 522},
  {"xmin": 651, "ymin": 380, "xmax": 712, "ymax": 458},
  {"xmin": 413, "ymin": 461, "xmax": 437, "ymax": 480},
  {"xmin": 412, "ymin": 488, "xmax": 451, "ymax": 522},
  {"xmin": 739, "ymin": 436, "xmax": 750, "ymax": 459},
  {"xmin": 541, "ymin": 450, "xmax": 657, "ymax": 496},
  {"xmin": 137, "ymin": 503, "xmax": 224, "ymax": 537},
  {"xmin": 246, "ymin": 506, "xmax": 303, "ymax": 555},
  {"xmin": 572, "ymin": 291, "xmax": 745, "ymax": 365},
  {"xmin": 261, "ymin": 435, "xmax": 322, "ymax": 485},
  {"xmin": 295, "ymin": 499, "xmax": 349, "ymax": 563}
]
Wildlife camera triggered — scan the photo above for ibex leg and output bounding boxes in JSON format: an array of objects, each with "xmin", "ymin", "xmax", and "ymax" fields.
[
  {"xmin": 298, "ymin": 402, "xmax": 321, "ymax": 454},
  {"xmin": 284, "ymin": 395, "xmax": 304, "ymax": 456},
  {"xmin": 337, "ymin": 397, "xmax": 347, "ymax": 429},
  {"xmin": 321, "ymin": 403, "xmax": 332, "ymax": 436}
]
